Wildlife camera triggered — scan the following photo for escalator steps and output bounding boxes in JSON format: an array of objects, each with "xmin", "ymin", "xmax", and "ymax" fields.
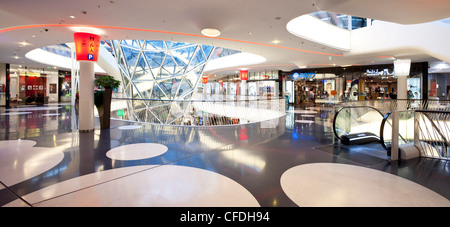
[{"xmin": 340, "ymin": 132, "xmax": 380, "ymax": 145}]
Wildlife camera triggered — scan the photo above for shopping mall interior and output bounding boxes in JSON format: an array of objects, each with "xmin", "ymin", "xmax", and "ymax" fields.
[{"xmin": 1, "ymin": 0, "xmax": 450, "ymax": 208}]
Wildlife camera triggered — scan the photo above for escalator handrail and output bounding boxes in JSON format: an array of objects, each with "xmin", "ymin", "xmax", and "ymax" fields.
[
  {"xmin": 333, "ymin": 105, "xmax": 385, "ymax": 141},
  {"xmin": 379, "ymin": 112, "xmax": 408, "ymax": 151}
]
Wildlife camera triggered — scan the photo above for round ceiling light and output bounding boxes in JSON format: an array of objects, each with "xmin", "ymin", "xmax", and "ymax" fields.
[{"xmin": 201, "ymin": 28, "xmax": 221, "ymax": 37}]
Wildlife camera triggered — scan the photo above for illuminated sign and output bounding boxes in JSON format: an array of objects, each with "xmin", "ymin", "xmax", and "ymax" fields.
[
  {"xmin": 291, "ymin": 72, "xmax": 316, "ymax": 80},
  {"xmin": 202, "ymin": 76, "xmax": 208, "ymax": 84},
  {"xmin": 365, "ymin": 68, "xmax": 394, "ymax": 76},
  {"xmin": 73, "ymin": 32, "xmax": 101, "ymax": 62},
  {"xmin": 240, "ymin": 70, "xmax": 248, "ymax": 81}
]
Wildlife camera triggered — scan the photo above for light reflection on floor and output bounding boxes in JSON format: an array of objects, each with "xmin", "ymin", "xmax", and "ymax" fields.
[{"xmin": 0, "ymin": 103, "xmax": 449, "ymax": 207}]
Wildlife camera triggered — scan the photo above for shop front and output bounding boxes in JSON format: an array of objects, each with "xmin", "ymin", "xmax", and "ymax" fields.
[
  {"xmin": 206, "ymin": 70, "xmax": 281, "ymax": 97},
  {"xmin": 284, "ymin": 62, "xmax": 429, "ymax": 105},
  {"xmin": 285, "ymin": 72, "xmax": 342, "ymax": 105}
]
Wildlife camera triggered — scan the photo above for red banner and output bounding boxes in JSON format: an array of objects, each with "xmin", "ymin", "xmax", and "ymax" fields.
[
  {"xmin": 73, "ymin": 32, "xmax": 101, "ymax": 62},
  {"xmin": 202, "ymin": 76, "xmax": 208, "ymax": 84},
  {"xmin": 240, "ymin": 70, "xmax": 248, "ymax": 81}
]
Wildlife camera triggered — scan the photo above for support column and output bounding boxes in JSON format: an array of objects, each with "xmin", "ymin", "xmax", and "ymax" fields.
[
  {"xmin": 73, "ymin": 32, "xmax": 101, "ymax": 133},
  {"xmin": 421, "ymin": 62, "xmax": 429, "ymax": 100},
  {"xmin": 78, "ymin": 61, "xmax": 95, "ymax": 132},
  {"xmin": 240, "ymin": 80, "xmax": 247, "ymax": 96},
  {"xmin": 240, "ymin": 70, "xmax": 248, "ymax": 97},
  {"xmin": 397, "ymin": 75, "xmax": 407, "ymax": 100},
  {"xmin": 394, "ymin": 59, "xmax": 411, "ymax": 100}
]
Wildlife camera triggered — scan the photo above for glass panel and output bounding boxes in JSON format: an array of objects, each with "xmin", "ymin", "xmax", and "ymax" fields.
[
  {"xmin": 121, "ymin": 46, "xmax": 140, "ymax": 75},
  {"xmin": 185, "ymin": 64, "xmax": 205, "ymax": 88},
  {"xmin": 121, "ymin": 40, "xmax": 141, "ymax": 49},
  {"xmin": 175, "ymin": 76, "xmax": 193, "ymax": 99},
  {"xmin": 171, "ymin": 42, "xmax": 195, "ymax": 50},
  {"xmin": 152, "ymin": 83, "xmax": 169, "ymax": 100},
  {"xmin": 187, "ymin": 48, "xmax": 205, "ymax": 72},
  {"xmin": 172, "ymin": 45, "xmax": 197, "ymax": 61},
  {"xmin": 132, "ymin": 80, "xmax": 155, "ymax": 99},
  {"xmin": 202, "ymin": 45, "xmax": 214, "ymax": 59},
  {"xmin": 144, "ymin": 40, "xmax": 166, "ymax": 50},
  {"xmin": 133, "ymin": 54, "xmax": 149, "ymax": 80},
  {"xmin": 149, "ymin": 104, "xmax": 171, "ymax": 123},
  {"xmin": 144, "ymin": 51, "xmax": 164, "ymax": 69},
  {"xmin": 161, "ymin": 54, "xmax": 177, "ymax": 76},
  {"xmin": 158, "ymin": 78, "xmax": 176, "ymax": 99}
]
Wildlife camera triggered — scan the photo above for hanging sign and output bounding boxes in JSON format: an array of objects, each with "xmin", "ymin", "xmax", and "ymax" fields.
[
  {"xmin": 240, "ymin": 70, "xmax": 248, "ymax": 81},
  {"xmin": 73, "ymin": 32, "xmax": 101, "ymax": 62},
  {"xmin": 202, "ymin": 76, "xmax": 208, "ymax": 84}
]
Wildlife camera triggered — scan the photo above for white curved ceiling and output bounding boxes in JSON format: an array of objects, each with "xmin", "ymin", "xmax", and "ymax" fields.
[{"xmin": 1, "ymin": 0, "xmax": 449, "ymax": 74}]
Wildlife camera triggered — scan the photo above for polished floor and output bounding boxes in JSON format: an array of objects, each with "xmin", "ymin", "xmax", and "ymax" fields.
[{"xmin": 0, "ymin": 103, "xmax": 449, "ymax": 207}]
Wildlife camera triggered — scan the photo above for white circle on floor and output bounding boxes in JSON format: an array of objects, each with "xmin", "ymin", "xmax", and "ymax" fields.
[
  {"xmin": 6, "ymin": 107, "xmax": 62, "ymax": 111},
  {"xmin": 0, "ymin": 112, "xmax": 32, "ymax": 115},
  {"xmin": 106, "ymin": 143, "xmax": 168, "ymax": 160},
  {"xmin": 281, "ymin": 163, "xmax": 450, "ymax": 207},
  {"xmin": 5, "ymin": 165, "xmax": 260, "ymax": 207},
  {"xmin": 0, "ymin": 140, "xmax": 64, "ymax": 186},
  {"xmin": 287, "ymin": 110, "xmax": 318, "ymax": 114},
  {"xmin": 295, "ymin": 120, "xmax": 314, "ymax": 123},
  {"xmin": 118, "ymin": 125, "xmax": 142, "ymax": 130},
  {"xmin": 42, "ymin": 113, "xmax": 61, "ymax": 116}
]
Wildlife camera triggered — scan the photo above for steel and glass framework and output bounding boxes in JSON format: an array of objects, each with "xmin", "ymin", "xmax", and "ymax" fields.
[{"xmin": 108, "ymin": 40, "xmax": 215, "ymax": 124}]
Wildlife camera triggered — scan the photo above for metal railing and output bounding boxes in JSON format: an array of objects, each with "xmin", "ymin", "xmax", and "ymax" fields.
[
  {"xmin": 334, "ymin": 99, "xmax": 450, "ymax": 160},
  {"xmin": 414, "ymin": 110, "xmax": 450, "ymax": 160},
  {"xmin": 337, "ymin": 99, "xmax": 450, "ymax": 114},
  {"xmin": 108, "ymin": 94, "xmax": 286, "ymax": 126}
]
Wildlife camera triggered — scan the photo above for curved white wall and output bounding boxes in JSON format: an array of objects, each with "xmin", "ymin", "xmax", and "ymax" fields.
[
  {"xmin": 287, "ymin": 14, "xmax": 450, "ymax": 63},
  {"xmin": 348, "ymin": 20, "xmax": 450, "ymax": 63},
  {"xmin": 286, "ymin": 14, "xmax": 351, "ymax": 51}
]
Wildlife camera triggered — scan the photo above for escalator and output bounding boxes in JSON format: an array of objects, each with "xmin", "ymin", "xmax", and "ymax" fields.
[
  {"xmin": 333, "ymin": 106, "xmax": 384, "ymax": 145},
  {"xmin": 379, "ymin": 111, "xmax": 412, "ymax": 155},
  {"xmin": 333, "ymin": 106, "xmax": 410, "ymax": 157},
  {"xmin": 334, "ymin": 106, "xmax": 450, "ymax": 160}
]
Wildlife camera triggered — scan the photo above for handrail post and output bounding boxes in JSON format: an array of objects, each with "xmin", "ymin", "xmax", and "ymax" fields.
[
  {"xmin": 414, "ymin": 111, "xmax": 420, "ymax": 149},
  {"xmin": 391, "ymin": 110, "xmax": 399, "ymax": 160}
]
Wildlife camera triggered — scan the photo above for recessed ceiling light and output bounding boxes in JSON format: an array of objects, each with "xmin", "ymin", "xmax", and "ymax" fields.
[
  {"xmin": 70, "ymin": 16, "xmax": 76, "ymax": 19},
  {"xmin": 19, "ymin": 41, "xmax": 30, "ymax": 46},
  {"xmin": 272, "ymin": 40, "xmax": 281, "ymax": 44},
  {"xmin": 201, "ymin": 28, "xmax": 221, "ymax": 37}
]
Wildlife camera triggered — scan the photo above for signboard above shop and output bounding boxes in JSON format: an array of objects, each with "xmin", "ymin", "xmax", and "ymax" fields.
[
  {"xmin": 286, "ymin": 72, "xmax": 336, "ymax": 80},
  {"xmin": 365, "ymin": 68, "xmax": 395, "ymax": 76}
]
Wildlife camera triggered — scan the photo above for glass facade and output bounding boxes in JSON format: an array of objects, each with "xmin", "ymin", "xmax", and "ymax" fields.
[{"xmin": 109, "ymin": 40, "xmax": 215, "ymax": 124}]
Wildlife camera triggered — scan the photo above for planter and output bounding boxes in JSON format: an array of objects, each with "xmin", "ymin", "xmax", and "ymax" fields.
[{"xmin": 94, "ymin": 88, "xmax": 112, "ymax": 129}]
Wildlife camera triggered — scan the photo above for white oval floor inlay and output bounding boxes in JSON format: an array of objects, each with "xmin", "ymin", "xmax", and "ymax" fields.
[
  {"xmin": 287, "ymin": 110, "xmax": 318, "ymax": 114},
  {"xmin": 300, "ymin": 115, "xmax": 316, "ymax": 117},
  {"xmin": 0, "ymin": 140, "xmax": 64, "ymax": 186},
  {"xmin": 5, "ymin": 165, "xmax": 260, "ymax": 207},
  {"xmin": 106, "ymin": 143, "xmax": 168, "ymax": 160},
  {"xmin": 295, "ymin": 120, "xmax": 314, "ymax": 124},
  {"xmin": 118, "ymin": 125, "xmax": 142, "ymax": 130},
  {"xmin": 281, "ymin": 163, "xmax": 450, "ymax": 207},
  {"xmin": 6, "ymin": 106, "xmax": 62, "ymax": 111},
  {"xmin": 0, "ymin": 112, "xmax": 32, "ymax": 115},
  {"xmin": 41, "ymin": 113, "xmax": 61, "ymax": 116}
]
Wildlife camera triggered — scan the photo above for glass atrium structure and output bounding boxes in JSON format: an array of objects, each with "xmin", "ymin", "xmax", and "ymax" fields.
[{"xmin": 107, "ymin": 40, "xmax": 216, "ymax": 124}]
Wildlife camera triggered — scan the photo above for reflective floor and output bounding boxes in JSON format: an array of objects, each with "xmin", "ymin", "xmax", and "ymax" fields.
[{"xmin": 0, "ymin": 103, "xmax": 449, "ymax": 207}]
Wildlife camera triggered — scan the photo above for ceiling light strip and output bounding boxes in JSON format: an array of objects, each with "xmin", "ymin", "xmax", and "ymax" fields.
[{"xmin": 0, "ymin": 24, "xmax": 344, "ymax": 57}]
